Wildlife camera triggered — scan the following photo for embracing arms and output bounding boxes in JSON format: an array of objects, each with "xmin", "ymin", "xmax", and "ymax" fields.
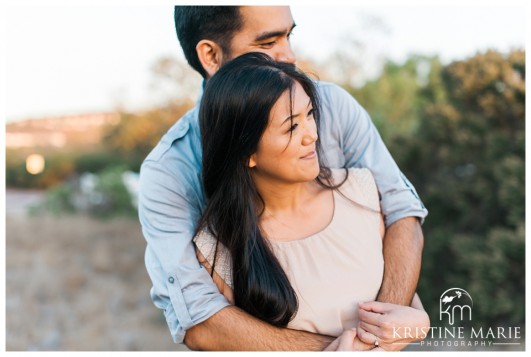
[
  {"xmin": 192, "ymin": 239, "xmax": 428, "ymax": 352},
  {"xmin": 185, "ymin": 251, "xmax": 334, "ymax": 350},
  {"xmin": 185, "ymin": 306, "xmax": 334, "ymax": 351}
]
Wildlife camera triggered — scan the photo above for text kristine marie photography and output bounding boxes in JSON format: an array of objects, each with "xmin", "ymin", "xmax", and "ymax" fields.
[{"xmin": 395, "ymin": 288, "xmax": 523, "ymax": 350}]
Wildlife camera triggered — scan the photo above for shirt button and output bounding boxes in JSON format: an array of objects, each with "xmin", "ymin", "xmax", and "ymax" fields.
[{"xmin": 168, "ymin": 277, "xmax": 174, "ymax": 284}]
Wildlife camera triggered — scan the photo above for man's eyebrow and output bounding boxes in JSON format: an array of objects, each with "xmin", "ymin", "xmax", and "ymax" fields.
[{"xmin": 255, "ymin": 23, "xmax": 296, "ymax": 42}]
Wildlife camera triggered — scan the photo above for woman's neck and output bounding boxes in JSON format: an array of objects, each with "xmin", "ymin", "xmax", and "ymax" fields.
[
  {"xmin": 252, "ymin": 173, "xmax": 334, "ymax": 241},
  {"xmin": 252, "ymin": 174, "xmax": 318, "ymax": 214}
]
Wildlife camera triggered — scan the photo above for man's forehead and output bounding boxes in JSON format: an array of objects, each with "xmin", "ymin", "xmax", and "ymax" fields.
[{"xmin": 238, "ymin": 6, "xmax": 294, "ymax": 39}]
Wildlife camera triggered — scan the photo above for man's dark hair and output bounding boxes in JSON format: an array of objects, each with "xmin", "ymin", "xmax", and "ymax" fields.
[{"xmin": 174, "ymin": 6, "xmax": 244, "ymax": 78}]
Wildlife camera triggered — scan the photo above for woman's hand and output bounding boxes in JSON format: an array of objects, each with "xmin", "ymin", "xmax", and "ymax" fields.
[
  {"xmin": 356, "ymin": 300, "xmax": 430, "ymax": 351},
  {"xmin": 324, "ymin": 329, "xmax": 376, "ymax": 351}
]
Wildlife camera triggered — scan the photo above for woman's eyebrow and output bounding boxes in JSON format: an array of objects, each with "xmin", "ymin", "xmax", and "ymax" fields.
[
  {"xmin": 280, "ymin": 100, "xmax": 312, "ymax": 126},
  {"xmin": 281, "ymin": 113, "xmax": 300, "ymax": 126}
]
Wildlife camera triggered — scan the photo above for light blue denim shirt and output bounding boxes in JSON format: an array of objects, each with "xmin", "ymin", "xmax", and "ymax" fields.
[{"xmin": 138, "ymin": 81, "xmax": 428, "ymax": 343}]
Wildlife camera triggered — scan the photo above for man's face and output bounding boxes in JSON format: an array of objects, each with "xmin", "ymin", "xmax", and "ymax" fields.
[{"xmin": 226, "ymin": 6, "xmax": 296, "ymax": 64}]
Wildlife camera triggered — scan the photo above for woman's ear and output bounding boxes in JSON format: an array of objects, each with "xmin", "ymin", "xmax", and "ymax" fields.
[
  {"xmin": 196, "ymin": 40, "xmax": 224, "ymax": 78},
  {"xmin": 248, "ymin": 155, "xmax": 257, "ymax": 168}
]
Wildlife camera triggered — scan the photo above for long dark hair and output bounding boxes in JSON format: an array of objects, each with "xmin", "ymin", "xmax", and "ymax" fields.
[{"xmin": 198, "ymin": 52, "xmax": 338, "ymax": 326}]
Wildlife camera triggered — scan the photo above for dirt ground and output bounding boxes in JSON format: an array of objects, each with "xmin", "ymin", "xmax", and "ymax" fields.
[{"xmin": 5, "ymin": 193, "xmax": 189, "ymax": 351}]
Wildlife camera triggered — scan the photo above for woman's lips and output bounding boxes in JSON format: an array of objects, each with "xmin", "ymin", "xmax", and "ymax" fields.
[{"xmin": 300, "ymin": 151, "xmax": 317, "ymax": 159}]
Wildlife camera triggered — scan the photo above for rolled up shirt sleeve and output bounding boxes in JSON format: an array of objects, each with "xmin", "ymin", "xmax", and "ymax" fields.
[
  {"xmin": 139, "ymin": 113, "xmax": 230, "ymax": 343},
  {"xmin": 317, "ymin": 82, "xmax": 428, "ymax": 227}
]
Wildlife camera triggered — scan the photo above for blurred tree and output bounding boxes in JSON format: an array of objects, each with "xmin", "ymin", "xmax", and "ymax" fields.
[
  {"xmin": 102, "ymin": 56, "xmax": 198, "ymax": 171},
  {"xmin": 149, "ymin": 55, "xmax": 202, "ymax": 106},
  {"xmin": 92, "ymin": 166, "xmax": 138, "ymax": 218},
  {"xmin": 390, "ymin": 50, "xmax": 525, "ymax": 328},
  {"xmin": 101, "ymin": 105, "xmax": 190, "ymax": 172},
  {"xmin": 346, "ymin": 55, "xmax": 443, "ymax": 141},
  {"xmin": 313, "ymin": 12, "xmax": 390, "ymax": 90}
]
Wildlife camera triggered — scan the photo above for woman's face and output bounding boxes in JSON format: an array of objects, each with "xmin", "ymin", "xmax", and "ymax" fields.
[{"xmin": 249, "ymin": 81, "xmax": 320, "ymax": 184}]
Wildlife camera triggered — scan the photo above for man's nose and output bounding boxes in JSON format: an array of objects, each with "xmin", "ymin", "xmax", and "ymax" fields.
[{"xmin": 276, "ymin": 41, "xmax": 296, "ymax": 64}]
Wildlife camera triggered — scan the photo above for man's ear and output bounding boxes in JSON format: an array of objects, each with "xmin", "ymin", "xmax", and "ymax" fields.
[{"xmin": 196, "ymin": 39, "xmax": 224, "ymax": 78}]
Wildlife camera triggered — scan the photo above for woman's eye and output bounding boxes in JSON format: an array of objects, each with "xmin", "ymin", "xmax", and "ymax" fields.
[
  {"xmin": 288, "ymin": 123, "xmax": 299, "ymax": 132},
  {"xmin": 308, "ymin": 108, "xmax": 314, "ymax": 117}
]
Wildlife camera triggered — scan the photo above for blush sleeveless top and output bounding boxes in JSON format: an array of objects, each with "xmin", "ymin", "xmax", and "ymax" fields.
[{"xmin": 194, "ymin": 168, "xmax": 384, "ymax": 337}]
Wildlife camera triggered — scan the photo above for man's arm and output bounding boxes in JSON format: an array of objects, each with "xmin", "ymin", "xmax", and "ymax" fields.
[
  {"xmin": 139, "ymin": 114, "xmax": 236, "ymax": 343},
  {"xmin": 185, "ymin": 306, "xmax": 334, "ymax": 351},
  {"xmin": 377, "ymin": 216, "xmax": 424, "ymax": 305}
]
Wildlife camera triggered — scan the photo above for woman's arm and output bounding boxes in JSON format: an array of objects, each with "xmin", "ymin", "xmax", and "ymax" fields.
[
  {"xmin": 195, "ymin": 248, "xmax": 234, "ymax": 304},
  {"xmin": 356, "ymin": 293, "xmax": 430, "ymax": 351}
]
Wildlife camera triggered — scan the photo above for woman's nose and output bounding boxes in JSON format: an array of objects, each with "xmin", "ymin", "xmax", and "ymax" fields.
[{"xmin": 302, "ymin": 131, "xmax": 318, "ymax": 146}]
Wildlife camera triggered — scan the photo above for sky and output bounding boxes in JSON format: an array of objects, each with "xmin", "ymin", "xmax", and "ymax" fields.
[{"xmin": 1, "ymin": 0, "xmax": 527, "ymax": 122}]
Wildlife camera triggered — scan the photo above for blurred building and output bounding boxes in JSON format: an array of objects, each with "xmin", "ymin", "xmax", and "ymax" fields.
[{"xmin": 6, "ymin": 113, "xmax": 120, "ymax": 149}]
